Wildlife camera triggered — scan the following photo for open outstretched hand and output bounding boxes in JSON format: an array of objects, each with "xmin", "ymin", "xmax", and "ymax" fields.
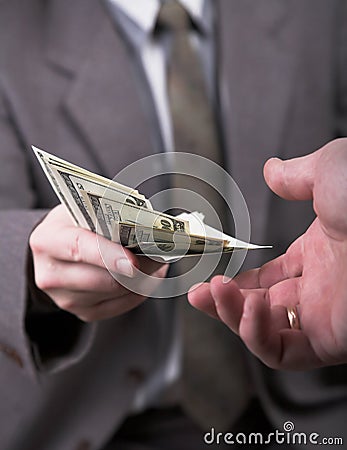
[{"xmin": 188, "ymin": 139, "xmax": 347, "ymax": 370}]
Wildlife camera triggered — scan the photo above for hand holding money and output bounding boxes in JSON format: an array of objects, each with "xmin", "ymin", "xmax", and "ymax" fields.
[
  {"xmin": 30, "ymin": 146, "xmax": 270, "ymax": 319},
  {"xmin": 32, "ymin": 147, "xmax": 270, "ymax": 262},
  {"xmin": 29, "ymin": 205, "xmax": 168, "ymax": 322}
]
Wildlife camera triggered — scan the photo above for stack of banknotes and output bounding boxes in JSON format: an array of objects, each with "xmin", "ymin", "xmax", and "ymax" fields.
[{"xmin": 33, "ymin": 147, "xmax": 269, "ymax": 262}]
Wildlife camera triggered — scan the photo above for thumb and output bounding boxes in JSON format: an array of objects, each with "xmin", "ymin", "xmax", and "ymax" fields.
[{"xmin": 263, "ymin": 151, "xmax": 320, "ymax": 201}]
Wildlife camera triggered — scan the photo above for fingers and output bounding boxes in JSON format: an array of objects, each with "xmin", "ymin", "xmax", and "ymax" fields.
[
  {"xmin": 30, "ymin": 221, "xmax": 138, "ymax": 276},
  {"xmin": 30, "ymin": 205, "xmax": 169, "ymax": 321},
  {"xmin": 188, "ymin": 282, "xmax": 219, "ymax": 319},
  {"xmin": 137, "ymin": 257, "xmax": 167, "ymax": 277},
  {"xmin": 267, "ymin": 277, "xmax": 301, "ymax": 308},
  {"xmin": 188, "ymin": 272, "xmax": 301, "ymax": 338},
  {"xmin": 239, "ymin": 292, "xmax": 321, "ymax": 369},
  {"xmin": 35, "ymin": 260, "xmax": 129, "ymax": 303},
  {"xmin": 66, "ymin": 291, "xmax": 147, "ymax": 322},
  {"xmin": 193, "ymin": 276, "xmax": 321, "ymax": 369},
  {"xmin": 233, "ymin": 235, "xmax": 304, "ymax": 290},
  {"xmin": 239, "ymin": 291, "xmax": 287, "ymax": 366},
  {"xmin": 264, "ymin": 138, "xmax": 347, "ymax": 240},
  {"xmin": 313, "ymin": 141, "xmax": 347, "ymax": 240},
  {"xmin": 264, "ymin": 152, "xmax": 319, "ymax": 201},
  {"xmin": 68, "ymin": 263, "xmax": 167, "ymax": 320},
  {"xmin": 39, "ymin": 261, "xmax": 167, "ymax": 319},
  {"xmin": 188, "ymin": 276, "xmax": 246, "ymax": 332},
  {"xmin": 210, "ymin": 276, "xmax": 245, "ymax": 333}
]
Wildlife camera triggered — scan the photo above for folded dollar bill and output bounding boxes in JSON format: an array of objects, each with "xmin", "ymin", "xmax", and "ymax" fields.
[{"xmin": 33, "ymin": 146, "xmax": 271, "ymax": 261}]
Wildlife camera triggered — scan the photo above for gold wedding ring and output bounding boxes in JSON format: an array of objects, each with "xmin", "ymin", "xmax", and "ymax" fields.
[{"xmin": 287, "ymin": 306, "xmax": 301, "ymax": 330}]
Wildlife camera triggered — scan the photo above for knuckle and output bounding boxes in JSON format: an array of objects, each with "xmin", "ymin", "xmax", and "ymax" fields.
[
  {"xmin": 34, "ymin": 271, "xmax": 53, "ymax": 291},
  {"xmin": 29, "ymin": 228, "xmax": 44, "ymax": 254},
  {"xmin": 33, "ymin": 261, "xmax": 61, "ymax": 291},
  {"xmin": 68, "ymin": 231, "xmax": 82, "ymax": 262},
  {"xmin": 57, "ymin": 297, "xmax": 76, "ymax": 312}
]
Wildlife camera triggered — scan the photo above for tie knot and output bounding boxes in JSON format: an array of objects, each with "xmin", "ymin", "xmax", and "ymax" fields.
[{"xmin": 157, "ymin": 1, "xmax": 191, "ymax": 31}]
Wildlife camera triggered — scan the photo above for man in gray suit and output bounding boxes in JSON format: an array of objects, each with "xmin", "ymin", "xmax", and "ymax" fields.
[{"xmin": 1, "ymin": 0, "xmax": 347, "ymax": 449}]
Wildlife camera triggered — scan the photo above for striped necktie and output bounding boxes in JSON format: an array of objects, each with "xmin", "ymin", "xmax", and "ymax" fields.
[{"xmin": 156, "ymin": 0, "xmax": 252, "ymax": 430}]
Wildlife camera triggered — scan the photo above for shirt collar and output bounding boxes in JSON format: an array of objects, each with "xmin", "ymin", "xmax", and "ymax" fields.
[{"xmin": 109, "ymin": 0, "xmax": 209, "ymax": 36}]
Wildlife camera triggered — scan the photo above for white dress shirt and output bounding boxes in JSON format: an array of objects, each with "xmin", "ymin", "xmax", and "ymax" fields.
[{"xmin": 108, "ymin": 0, "xmax": 211, "ymax": 152}]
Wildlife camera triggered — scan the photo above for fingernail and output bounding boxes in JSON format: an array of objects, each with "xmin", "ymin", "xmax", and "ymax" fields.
[
  {"xmin": 222, "ymin": 275, "xmax": 232, "ymax": 284},
  {"xmin": 116, "ymin": 259, "xmax": 134, "ymax": 278},
  {"xmin": 189, "ymin": 282, "xmax": 204, "ymax": 292}
]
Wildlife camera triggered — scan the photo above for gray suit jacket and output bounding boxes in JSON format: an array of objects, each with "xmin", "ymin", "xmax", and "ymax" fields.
[{"xmin": 1, "ymin": 0, "xmax": 347, "ymax": 449}]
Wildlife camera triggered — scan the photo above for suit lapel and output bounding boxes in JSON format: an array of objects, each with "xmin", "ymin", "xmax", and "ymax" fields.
[
  {"xmin": 217, "ymin": 0, "xmax": 298, "ymax": 244},
  {"xmin": 45, "ymin": 0, "xmax": 154, "ymax": 180},
  {"xmin": 45, "ymin": 0, "xmax": 298, "ymax": 230}
]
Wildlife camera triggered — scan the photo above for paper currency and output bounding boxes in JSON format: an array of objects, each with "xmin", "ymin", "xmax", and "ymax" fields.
[
  {"xmin": 33, "ymin": 147, "xmax": 151, "ymax": 230},
  {"xmin": 80, "ymin": 191, "xmax": 188, "ymax": 235},
  {"xmin": 33, "ymin": 146, "xmax": 271, "ymax": 261}
]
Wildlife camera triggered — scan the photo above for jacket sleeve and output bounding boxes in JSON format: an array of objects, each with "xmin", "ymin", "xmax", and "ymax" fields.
[{"xmin": 0, "ymin": 82, "xmax": 95, "ymax": 378}]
